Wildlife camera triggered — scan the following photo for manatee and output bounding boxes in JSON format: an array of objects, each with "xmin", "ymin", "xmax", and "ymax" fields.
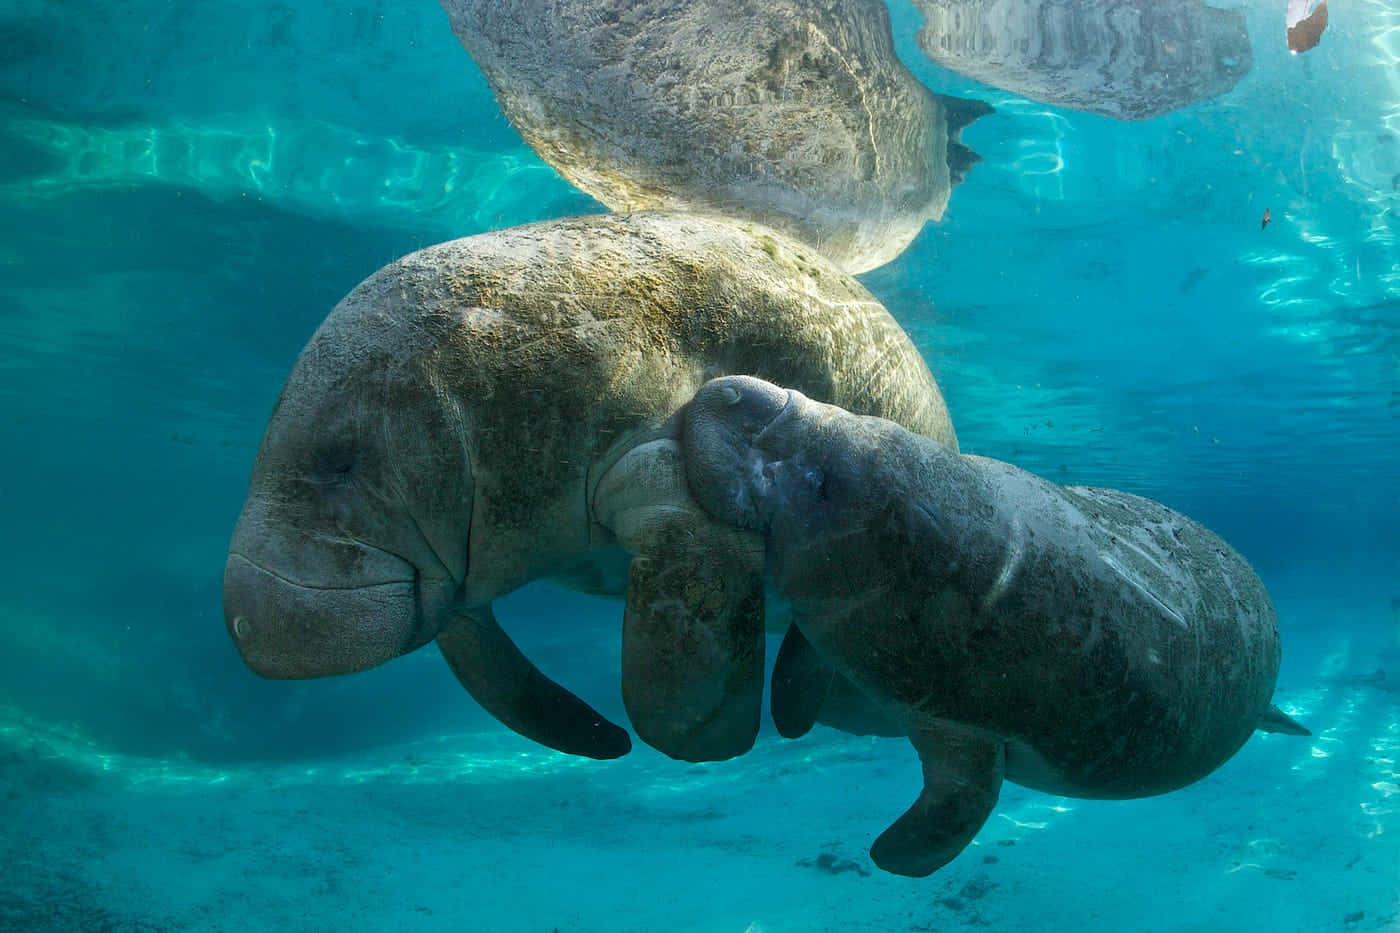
[
  {"xmin": 438, "ymin": 0, "xmax": 991, "ymax": 274},
  {"xmin": 221, "ymin": 212, "xmax": 956, "ymax": 764},
  {"xmin": 682, "ymin": 376, "xmax": 1309, "ymax": 876},
  {"xmin": 909, "ymin": 0, "xmax": 1252, "ymax": 121}
]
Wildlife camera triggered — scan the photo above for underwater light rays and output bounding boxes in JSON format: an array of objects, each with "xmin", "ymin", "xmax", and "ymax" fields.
[
  {"xmin": 1278, "ymin": 638, "xmax": 1400, "ymax": 846},
  {"xmin": 1, "ymin": 114, "xmax": 584, "ymax": 233}
]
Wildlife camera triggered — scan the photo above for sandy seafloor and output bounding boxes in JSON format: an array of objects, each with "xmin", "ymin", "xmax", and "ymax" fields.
[{"xmin": 3, "ymin": 613, "xmax": 1397, "ymax": 933}]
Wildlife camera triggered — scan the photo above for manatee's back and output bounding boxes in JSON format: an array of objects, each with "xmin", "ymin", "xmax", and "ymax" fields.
[
  {"xmin": 341, "ymin": 211, "xmax": 954, "ymax": 596},
  {"xmin": 647, "ymin": 212, "xmax": 958, "ymax": 452}
]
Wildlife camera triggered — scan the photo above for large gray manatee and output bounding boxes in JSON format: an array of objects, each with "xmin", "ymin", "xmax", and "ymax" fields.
[
  {"xmin": 682, "ymin": 376, "xmax": 1309, "ymax": 876},
  {"xmin": 221, "ymin": 212, "xmax": 955, "ymax": 765}
]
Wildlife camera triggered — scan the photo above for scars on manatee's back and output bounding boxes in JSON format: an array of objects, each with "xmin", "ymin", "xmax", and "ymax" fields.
[
  {"xmin": 682, "ymin": 375, "xmax": 1310, "ymax": 877},
  {"xmin": 222, "ymin": 211, "xmax": 955, "ymax": 766}
]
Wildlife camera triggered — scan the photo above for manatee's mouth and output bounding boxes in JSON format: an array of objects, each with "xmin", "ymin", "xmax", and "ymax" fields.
[
  {"xmin": 223, "ymin": 550, "xmax": 430, "ymax": 679},
  {"xmin": 736, "ymin": 397, "xmax": 808, "ymax": 527},
  {"xmin": 749, "ymin": 448, "xmax": 827, "ymax": 531}
]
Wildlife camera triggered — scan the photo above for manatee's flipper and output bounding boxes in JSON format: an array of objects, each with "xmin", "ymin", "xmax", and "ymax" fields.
[
  {"xmin": 437, "ymin": 605, "xmax": 631, "ymax": 760},
  {"xmin": 1257, "ymin": 704, "xmax": 1311, "ymax": 736},
  {"xmin": 771, "ymin": 623, "xmax": 835, "ymax": 739},
  {"xmin": 622, "ymin": 549, "xmax": 765, "ymax": 761},
  {"xmin": 595, "ymin": 438, "xmax": 767, "ymax": 762},
  {"xmin": 870, "ymin": 722, "xmax": 1005, "ymax": 878}
]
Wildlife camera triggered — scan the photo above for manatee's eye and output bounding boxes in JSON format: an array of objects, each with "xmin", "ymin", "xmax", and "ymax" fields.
[
  {"xmin": 310, "ymin": 444, "xmax": 357, "ymax": 486},
  {"xmin": 802, "ymin": 467, "xmax": 826, "ymax": 500},
  {"xmin": 304, "ymin": 445, "xmax": 362, "ymax": 532}
]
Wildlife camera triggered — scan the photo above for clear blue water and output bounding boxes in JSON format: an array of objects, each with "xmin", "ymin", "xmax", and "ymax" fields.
[{"xmin": 1, "ymin": 0, "xmax": 1397, "ymax": 930}]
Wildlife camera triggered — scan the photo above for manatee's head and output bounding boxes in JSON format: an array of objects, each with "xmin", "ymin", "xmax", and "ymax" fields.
[
  {"xmin": 223, "ymin": 305, "xmax": 471, "ymax": 678},
  {"xmin": 681, "ymin": 375, "xmax": 898, "ymax": 593}
]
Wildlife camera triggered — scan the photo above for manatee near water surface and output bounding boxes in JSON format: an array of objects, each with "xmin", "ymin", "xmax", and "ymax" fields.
[
  {"xmin": 439, "ymin": 0, "xmax": 991, "ymax": 273},
  {"xmin": 910, "ymin": 0, "xmax": 1253, "ymax": 120}
]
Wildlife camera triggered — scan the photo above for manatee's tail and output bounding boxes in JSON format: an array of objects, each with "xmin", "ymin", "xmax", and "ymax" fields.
[
  {"xmin": 938, "ymin": 95, "xmax": 994, "ymax": 185},
  {"xmin": 1257, "ymin": 704, "xmax": 1311, "ymax": 737}
]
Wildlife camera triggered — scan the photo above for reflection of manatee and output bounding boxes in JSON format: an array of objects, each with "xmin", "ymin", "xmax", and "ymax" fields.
[
  {"xmin": 683, "ymin": 376, "xmax": 1309, "ymax": 876},
  {"xmin": 222, "ymin": 213, "xmax": 955, "ymax": 765},
  {"xmin": 911, "ymin": 0, "xmax": 1252, "ymax": 120},
  {"xmin": 439, "ymin": 0, "xmax": 990, "ymax": 273}
]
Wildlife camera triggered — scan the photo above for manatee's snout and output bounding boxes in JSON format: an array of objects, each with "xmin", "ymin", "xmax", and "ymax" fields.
[
  {"xmin": 683, "ymin": 375, "xmax": 797, "ymax": 529},
  {"xmin": 223, "ymin": 545, "xmax": 427, "ymax": 679}
]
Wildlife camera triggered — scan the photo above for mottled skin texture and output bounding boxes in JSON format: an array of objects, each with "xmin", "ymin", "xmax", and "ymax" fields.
[
  {"xmin": 683, "ymin": 376, "xmax": 1306, "ymax": 876},
  {"xmin": 439, "ymin": 0, "xmax": 990, "ymax": 273},
  {"xmin": 222, "ymin": 212, "xmax": 955, "ymax": 764},
  {"xmin": 911, "ymin": 0, "xmax": 1252, "ymax": 120}
]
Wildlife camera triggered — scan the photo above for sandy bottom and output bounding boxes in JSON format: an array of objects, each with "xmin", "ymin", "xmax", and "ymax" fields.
[{"xmin": 2, "ymin": 625, "xmax": 1397, "ymax": 933}]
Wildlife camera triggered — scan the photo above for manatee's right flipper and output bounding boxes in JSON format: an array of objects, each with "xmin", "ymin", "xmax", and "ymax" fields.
[
  {"xmin": 771, "ymin": 624, "xmax": 908, "ymax": 739},
  {"xmin": 437, "ymin": 604, "xmax": 631, "ymax": 760},
  {"xmin": 1257, "ymin": 704, "xmax": 1311, "ymax": 737},
  {"xmin": 770, "ymin": 623, "xmax": 835, "ymax": 739},
  {"xmin": 870, "ymin": 722, "xmax": 1005, "ymax": 878},
  {"xmin": 621, "ymin": 547, "xmax": 765, "ymax": 761}
]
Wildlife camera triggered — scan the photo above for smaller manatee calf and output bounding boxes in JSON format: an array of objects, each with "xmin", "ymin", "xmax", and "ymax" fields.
[{"xmin": 682, "ymin": 376, "xmax": 1310, "ymax": 877}]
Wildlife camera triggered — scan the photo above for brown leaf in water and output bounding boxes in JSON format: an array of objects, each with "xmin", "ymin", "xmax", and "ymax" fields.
[{"xmin": 1287, "ymin": 0, "xmax": 1328, "ymax": 54}]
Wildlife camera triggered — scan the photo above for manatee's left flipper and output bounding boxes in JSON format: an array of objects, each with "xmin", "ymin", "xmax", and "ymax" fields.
[
  {"xmin": 771, "ymin": 623, "xmax": 836, "ymax": 739},
  {"xmin": 1257, "ymin": 704, "xmax": 1311, "ymax": 736},
  {"xmin": 870, "ymin": 721, "xmax": 1005, "ymax": 878},
  {"xmin": 437, "ymin": 605, "xmax": 632, "ymax": 760},
  {"xmin": 595, "ymin": 438, "xmax": 767, "ymax": 762}
]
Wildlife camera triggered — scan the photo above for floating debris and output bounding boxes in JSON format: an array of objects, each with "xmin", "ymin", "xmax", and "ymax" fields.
[{"xmin": 1286, "ymin": 0, "xmax": 1328, "ymax": 54}]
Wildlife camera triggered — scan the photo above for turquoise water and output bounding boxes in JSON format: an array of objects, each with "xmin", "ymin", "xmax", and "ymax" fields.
[{"xmin": 1, "ymin": 0, "xmax": 1397, "ymax": 929}]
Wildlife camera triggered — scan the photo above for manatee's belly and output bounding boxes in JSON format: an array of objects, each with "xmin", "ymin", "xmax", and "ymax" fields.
[
  {"xmin": 941, "ymin": 621, "xmax": 1275, "ymax": 799},
  {"xmin": 1000, "ymin": 714, "xmax": 1259, "ymax": 800},
  {"xmin": 814, "ymin": 595, "xmax": 1279, "ymax": 799}
]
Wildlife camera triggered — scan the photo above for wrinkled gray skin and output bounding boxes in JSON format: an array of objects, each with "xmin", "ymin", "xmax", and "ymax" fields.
[
  {"xmin": 440, "ymin": 0, "xmax": 991, "ymax": 273},
  {"xmin": 683, "ymin": 376, "xmax": 1309, "ymax": 876},
  {"xmin": 223, "ymin": 212, "xmax": 955, "ymax": 765},
  {"xmin": 911, "ymin": 0, "xmax": 1252, "ymax": 120}
]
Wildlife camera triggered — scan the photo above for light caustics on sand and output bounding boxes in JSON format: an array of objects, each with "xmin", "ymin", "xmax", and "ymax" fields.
[
  {"xmin": 1, "ymin": 116, "xmax": 580, "ymax": 231},
  {"xmin": 0, "ymin": 704, "xmax": 608, "ymax": 791},
  {"xmin": 0, "ymin": 702, "xmax": 908, "ymax": 796}
]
